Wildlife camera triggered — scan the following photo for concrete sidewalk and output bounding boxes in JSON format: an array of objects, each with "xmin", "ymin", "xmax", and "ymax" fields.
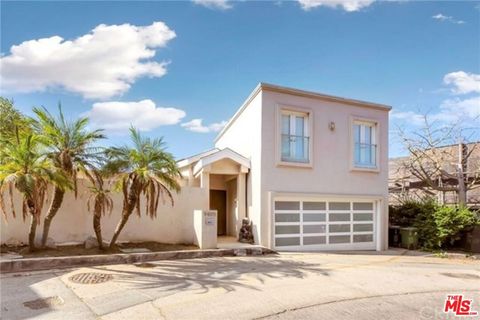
[{"xmin": 1, "ymin": 252, "xmax": 479, "ymax": 319}]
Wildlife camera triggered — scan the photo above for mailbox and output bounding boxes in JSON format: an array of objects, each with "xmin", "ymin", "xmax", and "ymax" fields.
[{"xmin": 193, "ymin": 210, "xmax": 217, "ymax": 249}]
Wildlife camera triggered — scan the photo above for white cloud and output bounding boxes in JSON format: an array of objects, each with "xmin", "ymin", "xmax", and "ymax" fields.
[
  {"xmin": 439, "ymin": 96, "xmax": 480, "ymax": 120},
  {"xmin": 443, "ymin": 71, "xmax": 480, "ymax": 95},
  {"xmin": 432, "ymin": 13, "xmax": 465, "ymax": 24},
  {"xmin": 390, "ymin": 110, "xmax": 426, "ymax": 126},
  {"xmin": 0, "ymin": 22, "xmax": 176, "ymax": 99},
  {"xmin": 181, "ymin": 119, "xmax": 227, "ymax": 133},
  {"xmin": 392, "ymin": 71, "xmax": 479, "ymax": 134},
  {"xmin": 192, "ymin": 0, "xmax": 232, "ymax": 10},
  {"xmin": 391, "ymin": 97, "xmax": 480, "ymax": 127},
  {"xmin": 86, "ymin": 99, "xmax": 186, "ymax": 132},
  {"xmin": 298, "ymin": 0, "xmax": 375, "ymax": 12}
]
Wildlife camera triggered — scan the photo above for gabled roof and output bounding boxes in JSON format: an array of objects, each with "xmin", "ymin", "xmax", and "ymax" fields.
[
  {"xmin": 177, "ymin": 148, "xmax": 220, "ymax": 168},
  {"xmin": 178, "ymin": 148, "xmax": 250, "ymax": 176},
  {"xmin": 215, "ymin": 82, "xmax": 392, "ymax": 143}
]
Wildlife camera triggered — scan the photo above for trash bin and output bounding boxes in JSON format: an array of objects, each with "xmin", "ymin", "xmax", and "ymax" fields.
[
  {"xmin": 400, "ymin": 227, "xmax": 418, "ymax": 250},
  {"xmin": 389, "ymin": 225, "xmax": 401, "ymax": 247}
]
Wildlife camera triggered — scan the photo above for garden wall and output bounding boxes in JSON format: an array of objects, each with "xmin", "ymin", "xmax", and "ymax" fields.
[{"xmin": 1, "ymin": 179, "xmax": 209, "ymax": 246}]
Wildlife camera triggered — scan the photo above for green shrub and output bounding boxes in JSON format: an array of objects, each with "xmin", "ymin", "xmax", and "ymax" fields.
[
  {"xmin": 390, "ymin": 200, "xmax": 479, "ymax": 250},
  {"xmin": 416, "ymin": 206, "xmax": 479, "ymax": 249},
  {"xmin": 389, "ymin": 199, "xmax": 437, "ymax": 227}
]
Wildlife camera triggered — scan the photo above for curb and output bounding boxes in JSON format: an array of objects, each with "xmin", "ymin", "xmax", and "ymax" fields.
[{"xmin": 0, "ymin": 247, "xmax": 277, "ymax": 273}]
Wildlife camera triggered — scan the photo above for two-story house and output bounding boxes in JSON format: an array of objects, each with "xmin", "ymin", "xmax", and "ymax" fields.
[
  {"xmin": 179, "ymin": 83, "xmax": 391, "ymax": 251},
  {"xmin": 1, "ymin": 83, "xmax": 391, "ymax": 250}
]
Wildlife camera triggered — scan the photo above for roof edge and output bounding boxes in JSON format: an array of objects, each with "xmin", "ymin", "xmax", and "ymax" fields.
[
  {"xmin": 214, "ymin": 83, "xmax": 262, "ymax": 143},
  {"xmin": 215, "ymin": 82, "xmax": 392, "ymax": 143},
  {"xmin": 259, "ymin": 82, "xmax": 392, "ymax": 111}
]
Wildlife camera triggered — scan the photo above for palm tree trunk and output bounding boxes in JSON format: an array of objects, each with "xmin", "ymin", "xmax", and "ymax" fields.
[
  {"xmin": 28, "ymin": 210, "xmax": 38, "ymax": 252},
  {"xmin": 109, "ymin": 213, "xmax": 130, "ymax": 249},
  {"xmin": 41, "ymin": 187, "xmax": 64, "ymax": 247},
  {"xmin": 93, "ymin": 210, "xmax": 103, "ymax": 250},
  {"xmin": 109, "ymin": 184, "xmax": 138, "ymax": 249}
]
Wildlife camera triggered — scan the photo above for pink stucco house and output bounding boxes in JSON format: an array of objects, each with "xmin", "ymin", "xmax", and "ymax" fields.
[
  {"xmin": 2, "ymin": 83, "xmax": 391, "ymax": 252},
  {"xmin": 179, "ymin": 83, "xmax": 391, "ymax": 251}
]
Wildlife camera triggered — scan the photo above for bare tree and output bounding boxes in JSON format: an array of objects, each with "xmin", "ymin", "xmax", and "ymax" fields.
[{"xmin": 395, "ymin": 115, "xmax": 480, "ymax": 206}]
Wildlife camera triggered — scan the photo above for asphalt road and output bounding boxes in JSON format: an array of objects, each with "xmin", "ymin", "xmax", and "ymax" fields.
[{"xmin": 1, "ymin": 251, "xmax": 479, "ymax": 320}]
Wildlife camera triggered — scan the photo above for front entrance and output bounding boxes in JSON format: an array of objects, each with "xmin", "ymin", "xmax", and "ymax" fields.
[{"xmin": 210, "ymin": 190, "xmax": 227, "ymax": 236}]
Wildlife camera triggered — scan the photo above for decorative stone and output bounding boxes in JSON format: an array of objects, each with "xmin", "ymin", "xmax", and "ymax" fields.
[
  {"xmin": 84, "ymin": 236, "xmax": 99, "ymax": 249},
  {"xmin": 251, "ymin": 248, "xmax": 263, "ymax": 256},
  {"xmin": 45, "ymin": 237, "xmax": 57, "ymax": 249},
  {"xmin": 234, "ymin": 249, "xmax": 247, "ymax": 256},
  {"xmin": 5, "ymin": 238, "xmax": 22, "ymax": 247},
  {"xmin": 238, "ymin": 218, "xmax": 254, "ymax": 244}
]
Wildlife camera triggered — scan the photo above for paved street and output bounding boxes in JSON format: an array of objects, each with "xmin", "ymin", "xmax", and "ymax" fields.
[{"xmin": 1, "ymin": 251, "xmax": 479, "ymax": 320}]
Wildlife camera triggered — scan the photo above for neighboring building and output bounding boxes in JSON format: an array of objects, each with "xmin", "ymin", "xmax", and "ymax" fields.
[
  {"xmin": 1, "ymin": 83, "xmax": 391, "ymax": 251},
  {"xmin": 179, "ymin": 83, "xmax": 391, "ymax": 251},
  {"xmin": 389, "ymin": 142, "xmax": 480, "ymax": 207}
]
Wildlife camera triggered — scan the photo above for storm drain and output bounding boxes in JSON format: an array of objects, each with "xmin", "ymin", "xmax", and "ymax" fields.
[
  {"xmin": 23, "ymin": 296, "xmax": 64, "ymax": 310},
  {"xmin": 68, "ymin": 272, "xmax": 113, "ymax": 284},
  {"xmin": 441, "ymin": 272, "xmax": 480, "ymax": 280}
]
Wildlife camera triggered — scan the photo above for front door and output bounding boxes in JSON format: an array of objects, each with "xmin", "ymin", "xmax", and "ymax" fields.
[{"xmin": 210, "ymin": 190, "xmax": 227, "ymax": 235}]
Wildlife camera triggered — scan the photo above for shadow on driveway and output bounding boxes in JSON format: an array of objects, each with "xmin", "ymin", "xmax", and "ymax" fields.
[{"xmin": 91, "ymin": 256, "xmax": 330, "ymax": 294}]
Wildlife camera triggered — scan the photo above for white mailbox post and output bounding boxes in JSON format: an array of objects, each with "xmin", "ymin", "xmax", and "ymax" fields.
[{"xmin": 193, "ymin": 210, "xmax": 217, "ymax": 249}]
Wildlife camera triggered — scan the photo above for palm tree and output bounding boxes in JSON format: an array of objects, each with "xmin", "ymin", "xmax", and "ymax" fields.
[
  {"xmin": 0, "ymin": 133, "xmax": 70, "ymax": 251},
  {"xmin": 32, "ymin": 105, "xmax": 105, "ymax": 247},
  {"xmin": 86, "ymin": 171, "xmax": 113, "ymax": 250},
  {"xmin": 104, "ymin": 127, "xmax": 181, "ymax": 248}
]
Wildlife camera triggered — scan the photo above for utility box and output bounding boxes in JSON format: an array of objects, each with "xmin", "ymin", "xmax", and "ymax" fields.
[{"xmin": 193, "ymin": 210, "xmax": 217, "ymax": 249}]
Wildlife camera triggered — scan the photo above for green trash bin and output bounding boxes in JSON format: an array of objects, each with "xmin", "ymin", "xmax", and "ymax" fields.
[{"xmin": 400, "ymin": 227, "xmax": 418, "ymax": 250}]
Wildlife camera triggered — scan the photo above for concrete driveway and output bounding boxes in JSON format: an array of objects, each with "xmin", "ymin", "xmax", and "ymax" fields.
[{"xmin": 1, "ymin": 251, "xmax": 479, "ymax": 320}]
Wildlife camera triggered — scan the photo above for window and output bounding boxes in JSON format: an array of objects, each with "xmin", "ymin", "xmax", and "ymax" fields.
[
  {"xmin": 353, "ymin": 121, "xmax": 377, "ymax": 168},
  {"xmin": 281, "ymin": 111, "xmax": 309, "ymax": 163}
]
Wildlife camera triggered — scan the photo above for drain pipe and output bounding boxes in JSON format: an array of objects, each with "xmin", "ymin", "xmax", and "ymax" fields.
[{"xmin": 245, "ymin": 171, "xmax": 249, "ymax": 219}]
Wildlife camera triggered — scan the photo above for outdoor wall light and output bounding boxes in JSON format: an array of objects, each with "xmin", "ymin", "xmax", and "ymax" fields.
[{"xmin": 329, "ymin": 121, "xmax": 336, "ymax": 131}]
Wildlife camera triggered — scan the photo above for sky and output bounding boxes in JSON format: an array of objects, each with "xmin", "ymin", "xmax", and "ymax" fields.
[{"xmin": 1, "ymin": 0, "xmax": 479, "ymax": 159}]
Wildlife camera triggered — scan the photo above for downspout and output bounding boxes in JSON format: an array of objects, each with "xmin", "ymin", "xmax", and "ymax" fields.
[{"xmin": 245, "ymin": 171, "xmax": 249, "ymax": 219}]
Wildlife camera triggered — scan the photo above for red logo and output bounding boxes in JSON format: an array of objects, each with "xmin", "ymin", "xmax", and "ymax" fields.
[{"xmin": 444, "ymin": 294, "xmax": 478, "ymax": 316}]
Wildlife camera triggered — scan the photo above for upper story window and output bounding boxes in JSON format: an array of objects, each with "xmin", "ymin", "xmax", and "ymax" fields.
[
  {"xmin": 281, "ymin": 111, "xmax": 309, "ymax": 163},
  {"xmin": 353, "ymin": 121, "xmax": 377, "ymax": 168}
]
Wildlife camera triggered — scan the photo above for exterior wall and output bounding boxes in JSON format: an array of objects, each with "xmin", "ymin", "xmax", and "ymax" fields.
[
  {"xmin": 260, "ymin": 90, "xmax": 390, "ymax": 249},
  {"xmin": 226, "ymin": 178, "xmax": 237, "ymax": 236},
  {"xmin": 1, "ymin": 179, "xmax": 208, "ymax": 245},
  {"xmin": 210, "ymin": 174, "xmax": 227, "ymax": 190},
  {"xmin": 215, "ymin": 92, "xmax": 263, "ymax": 243}
]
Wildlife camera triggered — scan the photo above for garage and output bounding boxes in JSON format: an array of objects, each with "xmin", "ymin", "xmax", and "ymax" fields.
[{"xmin": 273, "ymin": 198, "xmax": 377, "ymax": 251}]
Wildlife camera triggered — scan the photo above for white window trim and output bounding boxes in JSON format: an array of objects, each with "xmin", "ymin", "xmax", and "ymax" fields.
[
  {"xmin": 275, "ymin": 104, "xmax": 313, "ymax": 168},
  {"xmin": 349, "ymin": 116, "xmax": 380, "ymax": 173}
]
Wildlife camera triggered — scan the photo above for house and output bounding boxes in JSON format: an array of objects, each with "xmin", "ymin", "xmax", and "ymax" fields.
[
  {"xmin": 178, "ymin": 83, "xmax": 391, "ymax": 251},
  {"xmin": 389, "ymin": 142, "xmax": 480, "ymax": 208},
  {"xmin": 1, "ymin": 83, "xmax": 391, "ymax": 251}
]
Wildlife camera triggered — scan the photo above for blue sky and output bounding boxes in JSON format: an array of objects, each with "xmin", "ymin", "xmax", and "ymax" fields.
[{"xmin": 1, "ymin": 0, "xmax": 479, "ymax": 159}]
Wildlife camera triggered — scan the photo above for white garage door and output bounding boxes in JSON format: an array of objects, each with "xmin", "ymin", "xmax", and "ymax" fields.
[{"xmin": 273, "ymin": 198, "xmax": 376, "ymax": 251}]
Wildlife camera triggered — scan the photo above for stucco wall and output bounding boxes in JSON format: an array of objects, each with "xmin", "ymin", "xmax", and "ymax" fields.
[
  {"xmin": 1, "ymin": 179, "xmax": 208, "ymax": 245},
  {"xmin": 226, "ymin": 178, "xmax": 237, "ymax": 236},
  {"xmin": 215, "ymin": 91, "xmax": 263, "ymax": 243},
  {"xmin": 260, "ymin": 90, "xmax": 390, "ymax": 249}
]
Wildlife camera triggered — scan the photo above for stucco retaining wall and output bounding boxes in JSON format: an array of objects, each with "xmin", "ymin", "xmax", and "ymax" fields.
[{"xmin": 1, "ymin": 179, "xmax": 208, "ymax": 246}]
